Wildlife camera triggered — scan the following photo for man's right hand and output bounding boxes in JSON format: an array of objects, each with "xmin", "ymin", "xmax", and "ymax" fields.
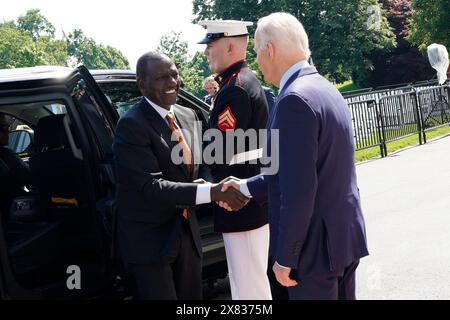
[
  {"xmin": 217, "ymin": 179, "xmax": 242, "ymax": 211},
  {"xmin": 210, "ymin": 182, "xmax": 249, "ymax": 211}
]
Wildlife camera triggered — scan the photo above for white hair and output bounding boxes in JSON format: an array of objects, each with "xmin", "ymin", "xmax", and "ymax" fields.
[{"xmin": 256, "ymin": 12, "xmax": 311, "ymax": 59}]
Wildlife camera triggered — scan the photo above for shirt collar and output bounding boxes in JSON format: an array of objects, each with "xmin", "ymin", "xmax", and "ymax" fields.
[
  {"xmin": 144, "ymin": 96, "xmax": 173, "ymax": 119},
  {"xmin": 215, "ymin": 60, "xmax": 247, "ymax": 85},
  {"xmin": 279, "ymin": 59, "xmax": 309, "ymax": 92}
]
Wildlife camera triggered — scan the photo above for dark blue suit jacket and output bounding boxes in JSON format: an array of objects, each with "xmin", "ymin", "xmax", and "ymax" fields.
[
  {"xmin": 247, "ymin": 66, "xmax": 368, "ymax": 277},
  {"xmin": 262, "ymin": 86, "xmax": 276, "ymax": 113}
]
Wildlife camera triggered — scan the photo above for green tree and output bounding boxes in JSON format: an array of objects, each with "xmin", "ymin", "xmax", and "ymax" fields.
[
  {"xmin": 193, "ymin": 0, "xmax": 396, "ymax": 85},
  {"xmin": 184, "ymin": 52, "xmax": 211, "ymax": 97},
  {"xmin": 365, "ymin": 0, "xmax": 434, "ymax": 87},
  {"xmin": 17, "ymin": 9, "xmax": 55, "ymax": 40},
  {"xmin": 67, "ymin": 29, "xmax": 129, "ymax": 69},
  {"xmin": 35, "ymin": 36, "xmax": 69, "ymax": 66},
  {"xmin": 408, "ymin": 0, "xmax": 450, "ymax": 53},
  {"xmin": 0, "ymin": 9, "xmax": 129, "ymax": 70},
  {"xmin": 157, "ymin": 32, "xmax": 210, "ymax": 97},
  {"xmin": 157, "ymin": 31, "xmax": 190, "ymax": 68},
  {"xmin": 0, "ymin": 24, "xmax": 68, "ymax": 68},
  {"xmin": 0, "ymin": 24, "xmax": 40, "ymax": 68}
]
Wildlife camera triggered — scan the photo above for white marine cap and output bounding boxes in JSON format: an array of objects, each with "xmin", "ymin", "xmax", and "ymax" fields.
[{"xmin": 197, "ymin": 20, "xmax": 253, "ymax": 44}]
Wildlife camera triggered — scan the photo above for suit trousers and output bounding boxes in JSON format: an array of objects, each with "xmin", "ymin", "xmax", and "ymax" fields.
[
  {"xmin": 223, "ymin": 223, "xmax": 272, "ymax": 300},
  {"xmin": 287, "ymin": 259, "xmax": 360, "ymax": 300},
  {"xmin": 126, "ymin": 220, "xmax": 202, "ymax": 300}
]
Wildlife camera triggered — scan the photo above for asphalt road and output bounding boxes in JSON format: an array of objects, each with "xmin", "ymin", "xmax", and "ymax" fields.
[
  {"xmin": 355, "ymin": 134, "xmax": 450, "ymax": 299},
  {"xmin": 210, "ymin": 134, "xmax": 450, "ymax": 300}
]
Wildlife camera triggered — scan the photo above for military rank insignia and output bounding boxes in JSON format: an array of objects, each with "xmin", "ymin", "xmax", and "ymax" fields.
[{"xmin": 217, "ymin": 106, "xmax": 236, "ymax": 131}]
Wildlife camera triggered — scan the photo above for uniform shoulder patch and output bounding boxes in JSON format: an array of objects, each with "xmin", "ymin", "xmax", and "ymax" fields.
[{"xmin": 217, "ymin": 106, "xmax": 236, "ymax": 131}]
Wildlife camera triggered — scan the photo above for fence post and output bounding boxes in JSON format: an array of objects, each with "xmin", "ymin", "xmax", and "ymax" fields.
[
  {"xmin": 445, "ymin": 85, "xmax": 450, "ymax": 126},
  {"xmin": 371, "ymin": 100, "xmax": 384, "ymax": 157},
  {"xmin": 415, "ymin": 88, "xmax": 427, "ymax": 144},
  {"xmin": 377, "ymin": 99, "xmax": 387, "ymax": 157},
  {"xmin": 411, "ymin": 89, "xmax": 423, "ymax": 145}
]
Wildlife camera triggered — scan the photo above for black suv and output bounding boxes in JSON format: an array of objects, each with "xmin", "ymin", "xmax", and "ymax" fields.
[{"xmin": 0, "ymin": 66, "xmax": 226, "ymax": 299}]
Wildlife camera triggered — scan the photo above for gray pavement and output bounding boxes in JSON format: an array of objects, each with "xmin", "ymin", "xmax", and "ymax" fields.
[{"xmin": 355, "ymin": 134, "xmax": 450, "ymax": 299}]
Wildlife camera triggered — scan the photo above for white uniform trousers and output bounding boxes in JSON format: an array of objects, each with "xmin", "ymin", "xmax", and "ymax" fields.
[{"xmin": 223, "ymin": 223, "xmax": 272, "ymax": 300}]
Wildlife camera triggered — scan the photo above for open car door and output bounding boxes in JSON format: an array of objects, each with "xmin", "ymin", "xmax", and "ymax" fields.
[{"xmin": 0, "ymin": 66, "xmax": 120, "ymax": 299}]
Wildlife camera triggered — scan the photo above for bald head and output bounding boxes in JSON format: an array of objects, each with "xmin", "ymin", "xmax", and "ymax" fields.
[
  {"xmin": 204, "ymin": 35, "xmax": 249, "ymax": 74},
  {"xmin": 228, "ymin": 36, "xmax": 249, "ymax": 56}
]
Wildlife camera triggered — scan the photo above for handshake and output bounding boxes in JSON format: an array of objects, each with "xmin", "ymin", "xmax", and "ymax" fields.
[{"xmin": 195, "ymin": 177, "xmax": 249, "ymax": 212}]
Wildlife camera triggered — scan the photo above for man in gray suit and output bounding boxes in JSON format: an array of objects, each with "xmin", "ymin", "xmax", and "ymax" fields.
[
  {"xmin": 221, "ymin": 13, "xmax": 368, "ymax": 299},
  {"xmin": 113, "ymin": 52, "xmax": 248, "ymax": 300}
]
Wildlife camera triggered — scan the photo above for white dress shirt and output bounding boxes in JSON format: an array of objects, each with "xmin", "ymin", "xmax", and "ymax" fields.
[
  {"xmin": 279, "ymin": 59, "xmax": 309, "ymax": 92},
  {"xmin": 144, "ymin": 97, "xmax": 211, "ymax": 204}
]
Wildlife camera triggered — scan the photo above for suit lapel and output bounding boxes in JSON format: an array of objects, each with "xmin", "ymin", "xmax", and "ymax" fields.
[
  {"xmin": 278, "ymin": 66, "xmax": 318, "ymax": 97},
  {"xmin": 138, "ymin": 99, "xmax": 191, "ymax": 180},
  {"xmin": 139, "ymin": 98, "xmax": 177, "ymax": 149}
]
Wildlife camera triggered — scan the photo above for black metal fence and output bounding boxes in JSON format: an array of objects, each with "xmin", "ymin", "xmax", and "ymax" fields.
[{"xmin": 345, "ymin": 81, "xmax": 450, "ymax": 157}]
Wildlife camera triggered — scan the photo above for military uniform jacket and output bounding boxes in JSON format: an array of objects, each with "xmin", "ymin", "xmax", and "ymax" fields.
[{"xmin": 208, "ymin": 60, "xmax": 268, "ymax": 232}]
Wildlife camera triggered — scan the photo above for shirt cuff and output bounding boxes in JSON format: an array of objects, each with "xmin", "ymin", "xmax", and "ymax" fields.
[
  {"xmin": 239, "ymin": 179, "xmax": 252, "ymax": 198},
  {"xmin": 275, "ymin": 261, "xmax": 291, "ymax": 270},
  {"xmin": 196, "ymin": 184, "xmax": 211, "ymax": 204}
]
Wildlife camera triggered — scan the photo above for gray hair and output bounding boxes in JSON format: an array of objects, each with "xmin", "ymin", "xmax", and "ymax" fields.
[
  {"xmin": 256, "ymin": 12, "xmax": 311, "ymax": 59},
  {"xmin": 203, "ymin": 75, "xmax": 218, "ymax": 88}
]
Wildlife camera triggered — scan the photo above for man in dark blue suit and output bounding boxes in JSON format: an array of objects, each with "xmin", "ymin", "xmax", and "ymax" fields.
[
  {"xmin": 262, "ymin": 85, "xmax": 276, "ymax": 114},
  {"xmin": 220, "ymin": 12, "xmax": 368, "ymax": 300}
]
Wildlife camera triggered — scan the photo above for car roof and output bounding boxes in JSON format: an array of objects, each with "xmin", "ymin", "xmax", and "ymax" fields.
[
  {"xmin": 0, "ymin": 66, "xmax": 137, "ymax": 83},
  {"xmin": 0, "ymin": 66, "xmax": 74, "ymax": 83},
  {"xmin": 90, "ymin": 69, "xmax": 136, "ymax": 79}
]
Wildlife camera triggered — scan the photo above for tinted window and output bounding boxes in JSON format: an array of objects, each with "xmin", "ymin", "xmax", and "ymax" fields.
[{"xmin": 97, "ymin": 81, "xmax": 141, "ymax": 117}]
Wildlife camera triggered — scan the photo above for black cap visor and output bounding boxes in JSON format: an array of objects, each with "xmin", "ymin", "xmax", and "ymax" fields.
[{"xmin": 197, "ymin": 32, "xmax": 249, "ymax": 44}]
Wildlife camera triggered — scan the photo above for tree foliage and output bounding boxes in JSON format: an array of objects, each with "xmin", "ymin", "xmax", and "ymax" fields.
[
  {"xmin": 17, "ymin": 8, "xmax": 55, "ymax": 40},
  {"xmin": 193, "ymin": 0, "xmax": 396, "ymax": 84},
  {"xmin": 157, "ymin": 31, "xmax": 211, "ymax": 97},
  {"xmin": 0, "ymin": 24, "xmax": 41, "ymax": 68},
  {"xmin": 0, "ymin": 9, "xmax": 129, "ymax": 69},
  {"xmin": 67, "ymin": 29, "xmax": 129, "ymax": 69},
  {"xmin": 408, "ymin": 0, "xmax": 450, "ymax": 53},
  {"xmin": 366, "ymin": 0, "xmax": 434, "ymax": 87}
]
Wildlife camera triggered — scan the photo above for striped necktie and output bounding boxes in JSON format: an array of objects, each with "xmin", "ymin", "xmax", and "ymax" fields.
[{"xmin": 166, "ymin": 111, "xmax": 192, "ymax": 219}]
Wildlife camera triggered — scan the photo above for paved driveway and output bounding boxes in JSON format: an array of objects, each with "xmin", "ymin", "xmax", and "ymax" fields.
[{"xmin": 356, "ymin": 134, "xmax": 450, "ymax": 299}]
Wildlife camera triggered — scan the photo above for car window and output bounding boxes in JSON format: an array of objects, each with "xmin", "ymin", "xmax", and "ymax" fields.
[
  {"xmin": 44, "ymin": 103, "xmax": 67, "ymax": 115},
  {"xmin": 0, "ymin": 100, "xmax": 78, "ymax": 157},
  {"xmin": 71, "ymin": 79, "xmax": 115, "ymax": 157},
  {"xmin": 96, "ymin": 80, "xmax": 210, "ymax": 125},
  {"xmin": 8, "ymin": 118, "xmax": 32, "ymax": 154},
  {"xmin": 96, "ymin": 81, "xmax": 141, "ymax": 117}
]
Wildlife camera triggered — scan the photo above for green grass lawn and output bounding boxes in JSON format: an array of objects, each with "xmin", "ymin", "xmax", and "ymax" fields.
[
  {"xmin": 355, "ymin": 125, "xmax": 450, "ymax": 162},
  {"xmin": 336, "ymin": 80, "xmax": 361, "ymax": 93}
]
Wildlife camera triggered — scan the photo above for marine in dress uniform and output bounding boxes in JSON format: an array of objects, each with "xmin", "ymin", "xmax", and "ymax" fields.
[{"xmin": 198, "ymin": 20, "xmax": 272, "ymax": 300}]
